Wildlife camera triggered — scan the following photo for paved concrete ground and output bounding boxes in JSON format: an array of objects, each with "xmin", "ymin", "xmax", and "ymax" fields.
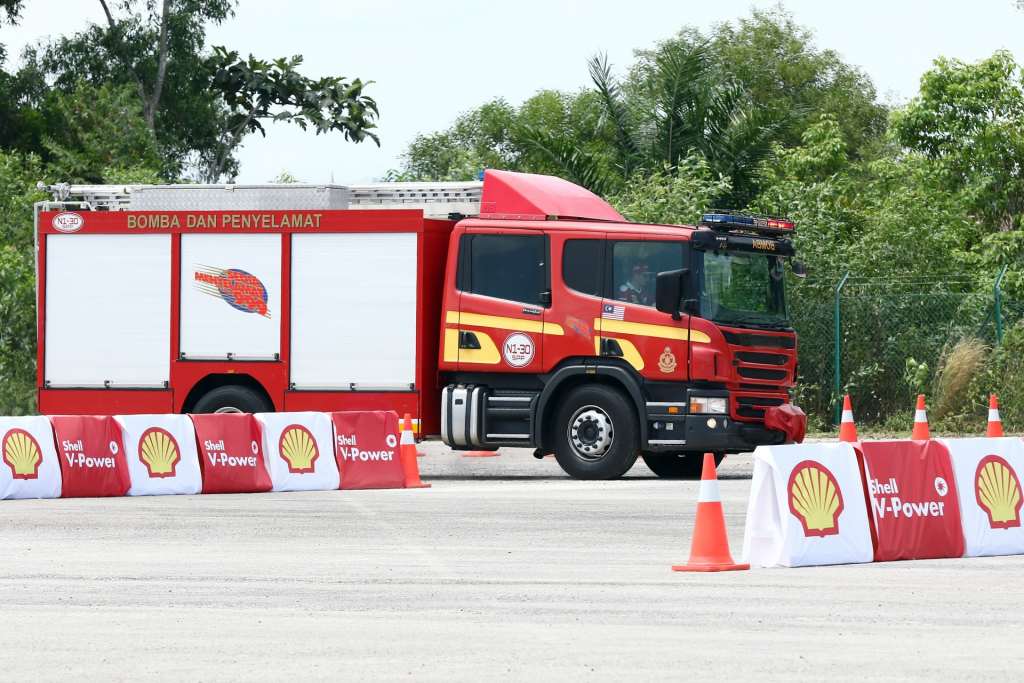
[{"xmin": 2, "ymin": 445, "xmax": 1023, "ymax": 681}]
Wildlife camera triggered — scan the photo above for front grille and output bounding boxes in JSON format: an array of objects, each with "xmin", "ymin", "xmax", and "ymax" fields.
[
  {"xmin": 722, "ymin": 331, "xmax": 795, "ymax": 349},
  {"xmin": 740, "ymin": 383, "xmax": 786, "ymax": 392},
  {"xmin": 737, "ymin": 367, "xmax": 788, "ymax": 381},
  {"xmin": 735, "ymin": 395, "xmax": 786, "ymax": 420},
  {"xmin": 736, "ymin": 351, "xmax": 788, "ymax": 366}
]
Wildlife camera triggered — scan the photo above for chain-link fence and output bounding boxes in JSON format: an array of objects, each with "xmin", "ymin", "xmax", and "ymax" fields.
[{"xmin": 789, "ymin": 270, "xmax": 1020, "ymax": 431}]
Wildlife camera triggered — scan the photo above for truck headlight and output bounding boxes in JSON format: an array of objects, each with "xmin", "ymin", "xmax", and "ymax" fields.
[{"xmin": 689, "ymin": 396, "xmax": 728, "ymax": 414}]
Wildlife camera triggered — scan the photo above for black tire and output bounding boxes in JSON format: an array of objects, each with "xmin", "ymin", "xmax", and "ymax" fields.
[
  {"xmin": 552, "ymin": 384, "xmax": 639, "ymax": 480},
  {"xmin": 642, "ymin": 452, "xmax": 725, "ymax": 480},
  {"xmin": 191, "ymin": 384, "xmax": 273, "ymax": 414}
]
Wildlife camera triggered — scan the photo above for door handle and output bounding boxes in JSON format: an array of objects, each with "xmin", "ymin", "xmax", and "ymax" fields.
[{"xmin": 459, "ymin": 331, "xmax": 481, "ymax": 350}]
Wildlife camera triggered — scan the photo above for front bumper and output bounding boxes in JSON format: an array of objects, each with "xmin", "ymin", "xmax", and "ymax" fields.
[{"xmin": 645, "ymin": 413, "xmax": 788, "ymax": 454}]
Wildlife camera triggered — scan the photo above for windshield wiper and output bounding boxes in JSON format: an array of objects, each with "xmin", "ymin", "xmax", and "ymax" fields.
[{"xmin": 717, "ymin": 314, "xmax": 790, "ymax": 330}]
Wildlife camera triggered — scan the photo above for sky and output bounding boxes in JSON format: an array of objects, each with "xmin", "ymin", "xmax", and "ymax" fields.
[{"xmin": 4, "ymin": 0, "xmax": 1024, "ymax": 184}]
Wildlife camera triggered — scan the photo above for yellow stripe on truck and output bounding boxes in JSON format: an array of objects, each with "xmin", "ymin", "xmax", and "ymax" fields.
[
  {"xmin": 593, "ymin": 337, "xmax": 645, "ymax": 371},
  {"xmin": 593, "ymin": 318, "xmax": 711, "ymax": 344},
  {"xmin": 445, "ymin": 311, "xmax": 564, "ymax": 336},
  {"xmin": 443, "ymin": 328, "xmax": 501, "ymax": 365}
]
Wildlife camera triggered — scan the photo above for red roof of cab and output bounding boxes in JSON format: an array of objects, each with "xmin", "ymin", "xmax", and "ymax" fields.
[{"xmin": 479, "ymin": 169, "xmax": 624, "ymax": 222}]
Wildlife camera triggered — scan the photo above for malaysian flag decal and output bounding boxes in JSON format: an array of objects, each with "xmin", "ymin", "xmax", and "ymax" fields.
[{"xmin": 602, "ymin": 304, "xmax": 625, "ymax": 321}]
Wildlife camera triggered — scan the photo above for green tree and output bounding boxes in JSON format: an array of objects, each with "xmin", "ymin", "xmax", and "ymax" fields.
[
  {"xmin": 608, "ymin": 155, "xmax": 732, "ymax": 225},
  {"xmin": 892, "ymin": 50, "xmax": 1024, "ymax": 231},
  {"xmin": 42, "ymin": 80, "xmax": 163, "ymax": 183},
  {"xmin": 0, "ymin": 151, "xmax": 44, "ymax": 414},
  {"xmin": 204, "ymin": 47, "xmax": 378, "ymax": 181},
  {"xmin": 28, "ymin": 0, "xmax": 379, "ymax": 180},
  {"xmin": 399, "ymin": 8, "xmax": 885, "ymax": 208},
  {"xmin": 697, "ymin": 7, "xmax": 886, "ymax": 159}
]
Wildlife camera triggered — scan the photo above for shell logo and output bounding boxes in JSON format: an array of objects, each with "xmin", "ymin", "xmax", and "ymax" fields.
[
  {"xmin": 788, "ymin": 460, "xmax": 845, "ymax": 537},
  {"xmin": 975, "ymin": 455, "xmax": 1023, "ymax": 529},
  {"xmin": 138, "ymin": 428, "xmax": 181, "ymax": 478},
  {"xmin": 2, "ymin": 429, "xmax": 43, "ymax": 479},
  {"xmin": 279, "ymin": 425, "xmax": 319, "ymax": 473}
]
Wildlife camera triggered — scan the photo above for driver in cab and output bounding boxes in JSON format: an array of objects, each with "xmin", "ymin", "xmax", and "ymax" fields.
[{"xmin": 617, "ymin": 263, "xmax": 651, "ymax": 306}]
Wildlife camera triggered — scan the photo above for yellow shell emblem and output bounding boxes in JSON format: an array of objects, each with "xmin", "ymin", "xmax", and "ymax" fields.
[
  {"xmin": 138, "ymin": 428, "xmax": 181, "ymax": 478},
  {"xmin": 2, "ymin": 429, "xmax": 42, "ymax": 480},
  {"xmin": 788, "ymin": 460, "xmax": 844, "ymax": 537},
  {"xmin": 975, "ymin": 455, "xmax": 1023, "ymax": 529},
  {"xmin": 279, "ymin": 425, "xmax": 319, "ymax": 473}
]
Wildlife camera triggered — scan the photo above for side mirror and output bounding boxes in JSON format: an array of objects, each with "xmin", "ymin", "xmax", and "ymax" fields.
[
  {"xmin": 655, "ymin": 269, "xmax": 689, "ymax": 320},
  {"xmin": 790, "ymin": 260, "xmax": 808, "ymax": 279}
]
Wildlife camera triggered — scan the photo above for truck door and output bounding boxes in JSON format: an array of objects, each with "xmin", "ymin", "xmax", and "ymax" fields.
[
  {"xmin": 545, "ymin": 234, "xmax": 607, "ymax": 370},
  {"xmin": 453, "ymin": 231, "xmax": 549, "ymax": 374},
  {"xmin": 598, "ymin": 239, "xmax": 691, "ymax": 381}
]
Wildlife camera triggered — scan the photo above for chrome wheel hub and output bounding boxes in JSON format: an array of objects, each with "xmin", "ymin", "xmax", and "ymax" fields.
[{"xmin": 568, "ymin": 405, "xmax": 614, "ymax": 461}]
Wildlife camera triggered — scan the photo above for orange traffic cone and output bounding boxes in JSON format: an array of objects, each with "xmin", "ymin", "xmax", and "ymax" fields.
[
  {"xmin": 988, "ymin": 394, "xmax": 1004, "ymax": 437},
  {"xmin": 672, "ymin": 453, "xmax": 749, "ymax": 572},
  {"xmin": 911, "ymin": 394, "xmax": 930, "ymax": 440},
  {"xmin": 399, "ymin": 418, "xmax": 426, "ymax": 457},
  {"xmin": 462, "ymin": 449, "xmax": 499, "ymax": 458},
  {"xmin": 400, "ymin": 413, "xmax": 430, "ymax": 489},
  {"xmin": 839, "ymin": 394, "xmax": 858, "ymax": 443}
]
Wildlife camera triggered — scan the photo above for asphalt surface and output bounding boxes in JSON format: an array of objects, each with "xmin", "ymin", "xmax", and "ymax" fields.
[{"xmin": 3, "ymin": 443, "xmax": 1023, "ymax": 681}]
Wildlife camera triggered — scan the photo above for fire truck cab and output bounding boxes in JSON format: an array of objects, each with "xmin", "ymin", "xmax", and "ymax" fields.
[
  {"xmin": 35, "ymin": 170, "xmax": 804, "ymax": 480},
  {"xmin": 437, "ymin": 171, "xmax": 804, "ymax": 479}
]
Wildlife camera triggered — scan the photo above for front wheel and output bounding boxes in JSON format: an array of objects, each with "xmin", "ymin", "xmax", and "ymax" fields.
[
  {"xmin": 552, "ymin": 385, "xmax": 639, "ymax": 480},
  {"xmin": 642, "ymin": 452, "xmax": 725, "ymax": 479}
]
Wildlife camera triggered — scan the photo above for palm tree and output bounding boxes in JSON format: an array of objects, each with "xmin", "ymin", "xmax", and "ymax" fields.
[{"xmin": 520, "ymin": 40, "xmax": 789, "ymax": 206}]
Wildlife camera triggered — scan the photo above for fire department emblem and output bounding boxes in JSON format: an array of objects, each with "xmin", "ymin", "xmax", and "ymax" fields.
[
  {"xmin": 658, "ymin": 347, "xmax": 677, "ymax": 374},
  {"xmin": 2, "ymin": 429, "xmax": 42, "ymax": 479},
  {"xmin": 788, "ymin": 460, "xmax": 844, "ymax": 537},
  {"xmin": 138, "ymin": 428, "xmax": 181, "ymax": 478},
  {"xmin": 975, "ymin": 455, "xmax": 1023, "ymax": 529},
  {"xmin": 194, "ymin": 265, "xmax": 271, "ymax": 318},
  {"xmin": 279, "ymin": 425, "xmax": 319, "ymax": 473}
]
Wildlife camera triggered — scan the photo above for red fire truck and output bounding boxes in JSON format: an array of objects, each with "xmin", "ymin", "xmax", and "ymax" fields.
[{"xmin": 35, "ymin": 170, "xmax": 805, "ymax": 479}]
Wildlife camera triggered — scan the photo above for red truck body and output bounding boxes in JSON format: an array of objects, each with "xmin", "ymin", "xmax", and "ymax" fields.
[{"xmin": 35, "ymin": 170, "xmax": 802, "ymax": 478}]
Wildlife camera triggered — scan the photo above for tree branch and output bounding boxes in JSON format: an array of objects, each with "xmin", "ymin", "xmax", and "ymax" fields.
[
  {"xmin": 97, "ymin": 0, "xmax": 115, "ymax": 27},
  {"xmin": 97, "ymin": 0, "xmax": 151, "ymax": 130},
  {"xmin": 146, "ymin": 0, "xmax": 172, "ymax": 130}
]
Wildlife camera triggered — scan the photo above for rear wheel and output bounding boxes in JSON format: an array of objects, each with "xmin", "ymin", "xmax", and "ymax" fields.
[
  {"xmin": 191, "ymin": 385, "xmax": 273, "ymax": 414},
  {"xmin": 552, "ymin": 385, "xmax": 639, "ymax": 480},
  {"xmin": 642, "ymin": 452, "xmax": 725, "ymax": 479}
]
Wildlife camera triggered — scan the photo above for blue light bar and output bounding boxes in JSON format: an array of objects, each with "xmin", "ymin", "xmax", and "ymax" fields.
[{"xmin": 700, "ymin": 212, "xmax": 795, "ymax": 233}]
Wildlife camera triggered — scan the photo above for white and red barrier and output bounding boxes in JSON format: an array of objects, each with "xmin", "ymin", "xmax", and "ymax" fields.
[
  {"xmin": 332, "ymin": 411, "xmax": 405, "ymax": 490},
  {"xmin": 50, "ymin": 415, "xmax": 131, "ymax": 498},
  {"xmin": 857, "ymin": 440, "xmax": 964, "ymax": 561},
  {"xmin": 191, "ymin": 413, "xmax": 273, "ymax": 494},
  {"xmin": 0, "ymin": 416, "xmax": 62, "ymax": 500},
  {"xmin": 742, "ymin": 442, "xmax": 874, "ymax": 568},
  {"xmin": 939, "ymin": 437, "xmax": 1024, "ymax": 558},
  {"xmin": 255, "ymin": 412, "xmax": 340, "ymax": 492},
  {"xmin": 116, "ymin": 414, "xmax": 203, "ymax": 496}
]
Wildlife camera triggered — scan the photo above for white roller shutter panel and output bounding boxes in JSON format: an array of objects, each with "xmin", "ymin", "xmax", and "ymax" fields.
[
  {"xmin": 179, "ymin": 233, "xmax": 281, "ymax": 360},
  {"xmin": 45, "ymin": 234, "xmax": 170, "ymax": 387},
  {"xmin": 290, "ymin": 233, "xmax": 418, "ymax": 390}
]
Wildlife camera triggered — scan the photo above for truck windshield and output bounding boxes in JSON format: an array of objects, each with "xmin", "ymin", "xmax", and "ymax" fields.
[{"xmin": 699, "ymin": 252, "xmax": 789, "ymax": 329}]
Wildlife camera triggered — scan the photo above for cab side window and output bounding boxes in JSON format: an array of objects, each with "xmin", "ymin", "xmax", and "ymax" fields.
[
  {"xmin": 458, "ymin": 234, "xmax": 548, "ymax": 306},
  {"xmin": 562, "ymin": 239, "xmax": 605, "ymax": 297},
  {"xmin": 609, "ymin": 241, "xmax": 686, "ymax": 307}
]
